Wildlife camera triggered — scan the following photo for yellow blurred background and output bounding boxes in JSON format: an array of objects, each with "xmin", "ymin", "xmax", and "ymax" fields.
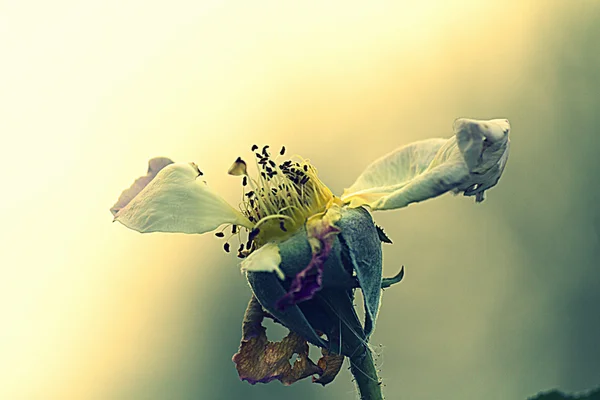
[{"xmin": 1, "ymin": 1, "xmax": 599, "ymax": 399}]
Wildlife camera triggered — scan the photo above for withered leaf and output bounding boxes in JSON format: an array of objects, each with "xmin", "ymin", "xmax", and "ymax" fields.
[
  {"xmin": 233, "ymin": 296, "xmax": 322, "ymax": 385},
  {"xmin": 312, "ymin": 348, "xmax": 345, "ymax": 386}
]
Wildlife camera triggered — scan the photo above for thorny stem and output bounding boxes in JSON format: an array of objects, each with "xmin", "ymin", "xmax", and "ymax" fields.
[{"xmin": 350, "ymin": 348, "xmax": 384, "ymax": 400}]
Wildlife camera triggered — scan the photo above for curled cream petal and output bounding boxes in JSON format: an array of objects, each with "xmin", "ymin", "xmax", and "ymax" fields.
[
  {"xmin": 341, "ymin": 118, "xmax": 510, "ymax": 210},
  {"xmin": 241, "ymin": 243, "xmax": 284, "ymax": 280},
  {"xmin": 114, "ymin": 162, "xmax": 253, "ymax": 234}
]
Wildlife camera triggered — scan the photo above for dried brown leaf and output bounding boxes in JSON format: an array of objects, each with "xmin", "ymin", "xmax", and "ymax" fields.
[{"xmin": 233, "ymin": 296, "xmax": 322, "ymax": 385}]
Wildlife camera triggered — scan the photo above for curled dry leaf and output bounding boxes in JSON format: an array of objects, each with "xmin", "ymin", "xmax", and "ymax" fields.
[
  {"xmin": 312, "ymin": 348, "xmax": 345, "ymax": 386},
  {"xmin": 233, "ymin": 296, "xmax": 322, "ymax": 385},
  {"xmin": 233, "ymin": 296, "xmax": 347, "ymax": 386}
]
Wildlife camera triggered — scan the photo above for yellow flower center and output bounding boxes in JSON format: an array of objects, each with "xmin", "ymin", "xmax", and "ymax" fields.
[{"xmin": 229, "ymin": 145, "xmax": 337, "ymax": 252}]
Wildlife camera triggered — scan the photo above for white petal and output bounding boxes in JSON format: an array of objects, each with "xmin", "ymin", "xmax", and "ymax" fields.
[
  {"xmin": 110, "ymin": 157, "xmax": 174, "ymax": 216},
  {"xmin": 114, "ymin": 162, "xmax": 253, "ymax": 234},
  {"xmin": 241, "ymin": 243, "xmax": 284, "ymax": 280},
  {"xmin": 341, "ymin": 118, "xmax": 510, "ymax": 210}
]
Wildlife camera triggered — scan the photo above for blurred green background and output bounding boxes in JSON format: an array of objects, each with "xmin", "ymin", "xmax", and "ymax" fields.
[{"xmin": 1, "ymin": 1, "xmax": 599, "ymax": 399}]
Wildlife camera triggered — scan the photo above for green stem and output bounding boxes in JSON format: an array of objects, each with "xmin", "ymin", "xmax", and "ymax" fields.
[{"xmin": 350, "ymin": 348, "xmax": 383, "ymax": 400}]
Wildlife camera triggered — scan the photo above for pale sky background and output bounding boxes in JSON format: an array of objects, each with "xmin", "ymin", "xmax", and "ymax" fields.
[{"xmin": 1, "ymin": 1, "xmax": 599, "ymax": 399}]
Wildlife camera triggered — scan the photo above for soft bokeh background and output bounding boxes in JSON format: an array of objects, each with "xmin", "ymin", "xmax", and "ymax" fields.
[{"xmin": 1, "ymin": 1, "xmax": 599, "ymax": 399}]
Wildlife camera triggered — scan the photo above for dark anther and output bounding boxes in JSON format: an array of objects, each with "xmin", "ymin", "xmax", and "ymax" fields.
[
  {"xmin": 237, "ymin": 253, "xmax": 246, "ymax": 259},
  {"xmin": 251, "ymin": 144, "xmax": 259, "ymax": 151},
  {"xmin": 261, "ymin": 172, "xmax": 266, "ymax": 179},
  {"xmin": 191, "ymin": 162, "xmax": 203, "ymax": 177},
  {"xmin": 224, "ymin": 243, "xmax": 231, "ymax": 253},
  {"xmin": 300, "ymin": 176, "xmax": 309, "ymax": 185},
  {"xmin": 249, "ymin": 228, "xmax": 260, "ymax": 242},
  {"xmin": 303, "ymin": 165, "xmax": 308, "ymax": 172},
  {"xmin": 265, "ymin": 166, "xmax": 273, "ymax": 174},
  {"xmin": 228, "ymin": 157, "xmax": 247, "ymax": 176},
  {"xmin": 269, "ymin": 160, "xmax": 276, "ymax": 168},
  {"xmin": 262, "ymin": 145, "xmax": 270, "ymax": 157},
  {"xmin": 255, "ymin": 152, "xmax": 262, "ymax": 159},
  {"xmin": 271, "ymin": 188, "xmax": 277, "ymax": 195},
  {"xmin": 242, "ymin": 176, "xmax": 247, "ymax": 186},
  {"xmin": 279, "ymin": 221, "xmax": 287, "ymax": 232},
  {"xmin": 280, "ymin": 146, "xmax": 286, "ymax": 155},
  {"xmin": 232, "ymin": 225, "xmax": 238, "ymax": 234},
  {"xmin": 246, "ymin": 240, "xmax": 252, "ymax": 250},
  {"xmin": 238, "ymin": 243, "xmax": 244, "ymax": 252},
  {"xmin": 245, "ymin": 191, "xmax": 254, "ymax": 198},
  {"xmin": 215, "ymin": 232, "xmax": 225, "ymax": 238}
]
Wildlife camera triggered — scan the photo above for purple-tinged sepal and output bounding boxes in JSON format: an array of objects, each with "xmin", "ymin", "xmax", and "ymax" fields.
[{"xmin": 275, "ymin": 206, "xmax": 342, "ymax": 310}]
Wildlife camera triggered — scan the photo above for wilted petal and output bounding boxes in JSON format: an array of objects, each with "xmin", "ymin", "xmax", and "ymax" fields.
[
  {"xmin": 241, "ymin": 243, "xmax": 284, "ymax": 280},
  {"xmin": 341, "ymin": 118, "xmax": 510, "ymax": 210},
  {"xmin": 110, "ymin": 157, "xmax": 174, "ymax": 215},
  {"xmin": 233, "ymin": 296, "xmax": 322, "ymax": 385},
  {"xmin": 455, "ymin": 118, "xmax": 510, "ymax": 202},
  {"xmin": 113, "ymin": 162, "xmax": 252, "ymax": 234}
]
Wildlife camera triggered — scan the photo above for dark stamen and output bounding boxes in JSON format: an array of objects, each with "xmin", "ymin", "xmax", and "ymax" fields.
[
  {"xmin": 232, "ymin": 225, "xmax": 237, "ymax": 234},
  {"xmin": 269, "ymin": 160, "xmax": 276, "ymax": 168},
  {"xmin": 279, "ymin": 221, "xmax": 287, "ymax": 232},
  {"xmin": 262, "ymin": 145, "xmax": 270, "ymax": 157},
  {"xmin": 280, "ymin": 146, "xmax": 286, "ymax": 155},
  {"xmin": 249, "ymin": 228, "xmax": 260, "ymax": 242},
  {"xmin": 238, "ymin": 243, "xmax": 244, "ymax": 252},
  {"xmin": 224, "ymin": 243, "xmax": 230, "ymax": 253},
  {"xmin": 251, "ymin": 144, "xmax": 258, "ymax": 151},
  {"xmin": 191, "ymin": 162, "xmax": 203, "ymax": 177},
  {"xmin": 303, "ymin": 165, "xmax": 308, "ymax": 172},
  {"xmin": 245, "ymin": 191, "xmax": 254, "ymax": 198},
  {"xmin": 215, "ymin": 232, "xmax": 225, "ymax": 238},
  {"xmin": 242, "ymin": 176, "xmax": 247, "ymax": 186}
]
